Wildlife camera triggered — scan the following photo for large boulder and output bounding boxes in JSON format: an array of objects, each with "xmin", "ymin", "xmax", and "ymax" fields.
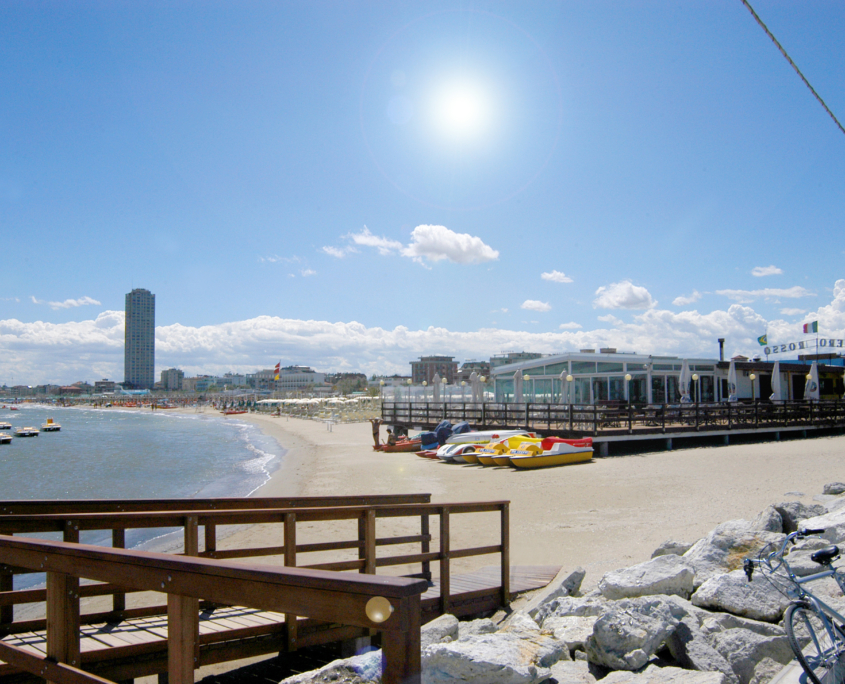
[
  {"xmin": 773, "ymin": 502, "xmax": 826, "ymax": 533},
  {"xmin": 599, "ymin": 555, "xmax": 695, "ymax": 601},
  {"xmin": 421, "ymin": 614, "xmax": 459, "ymax": 650},
  {"xmin": 652, "ymin": 540, "xmax": 694, "ymax": 558},
  {"xmin": 707, "ymin": 626, "xmax": 792, "ymax": 684},
  {"xmin": 691, "ymin": 570, "xmax": 790, "ymax": 623},
  {"xmin": 548, "ymin": 659, "xmax": 598, "ymax": 684},
  {"xmin": 280, "ymin": 649, "xmax": 382, "ymax": 684},
  {"xmin": 682, "ymin": 520, "xmax": 785, "ymax": 588},
  {"xmin": 600, "ymin": 666, "xmax": 728, "ymax": 683},
  {"xmin": 542, "ymin": 615, "xmax": 598, "ymax": 651},
  {"xmin": 458, "ymin": 617, "xmax": 498, "ymax": 640},
  {"xmin": 798, "ymin": 507, "xmax": 845, "ymax": 543},
  {"xmin": 823, "ymin": 482, "xmax": 845, "ymax": 496},
  {"xmin": 534, "ymin": 595, "xmax": 607, "ymax": 625},
  {"xmin": 422, "ymin": 629, "xmax": 567, "ymax": 684},
  {"xmin": 583, "ymin": 597, "xmax": 679, "ymax": 671},
  {"xmin": 751, "ymin": 506, "xmax": 783, "ymax": 533},
  {"xmin": 524, "ymin": 567, "xmax": 585, "ymax": 619}
]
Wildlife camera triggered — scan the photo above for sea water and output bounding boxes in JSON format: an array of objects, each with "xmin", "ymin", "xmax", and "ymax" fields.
[{"xmin": 0, "ymin": 404, "xmax": 284, "ymax": 587}]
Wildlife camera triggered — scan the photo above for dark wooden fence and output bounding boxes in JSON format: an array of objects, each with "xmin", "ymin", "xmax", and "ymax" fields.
[{"xmin": 382, "ymin": 400, "xmax": 845, "ymax": 436}]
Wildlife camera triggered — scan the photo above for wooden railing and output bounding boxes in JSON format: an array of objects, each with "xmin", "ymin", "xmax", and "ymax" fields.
[
  {"xmin": 382, "ymin": 400, "xmax": 845, "ymax": 436},
  {"xmin": 0, "ymin": 534, "xmax": 426, "ymax": 684}
]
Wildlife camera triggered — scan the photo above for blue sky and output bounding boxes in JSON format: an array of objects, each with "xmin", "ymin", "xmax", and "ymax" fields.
[{"xmin": 2, "ymin": 1, "xmax": 844, "ymax": 384}]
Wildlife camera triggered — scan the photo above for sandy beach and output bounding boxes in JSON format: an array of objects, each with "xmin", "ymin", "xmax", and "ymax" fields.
[{"xmin": 219, "ymin": 411, "xmax": 845, "ymax": 589}]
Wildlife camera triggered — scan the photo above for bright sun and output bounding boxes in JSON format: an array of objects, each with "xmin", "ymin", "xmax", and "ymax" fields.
[{"xmin": 432, "ymin": 82, "xmax": 488, "ymax": 139}]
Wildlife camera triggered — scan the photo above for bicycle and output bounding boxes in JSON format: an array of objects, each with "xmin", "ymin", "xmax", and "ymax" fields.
[{"xmin": 744, "ymin": 527, "xmax": 845, "ymax": 684}]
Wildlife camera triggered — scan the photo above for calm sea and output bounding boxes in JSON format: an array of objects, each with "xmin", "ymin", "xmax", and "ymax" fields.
[{"xmin": 0, "ymin": 404, "xmax": 283, "ymax": 585}]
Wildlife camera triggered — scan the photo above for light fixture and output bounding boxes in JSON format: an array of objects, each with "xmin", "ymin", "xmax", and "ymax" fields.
[
  {"xmin": 422, "ymin": 381, "xmax": 427, "ymax": 387},
  {"xmin": 692, "ymin": 374, "xmax": 699, "ymax": 381},
  {"xmin": 806, "ymin": 373, "xmax": 812, "ymax": 380},
  {"xmin": 407, "ymin": 379, "xmax": 412, "ymax": 385},
  {"xmin": 379, "ymin": 380, "xmax": 385, "ymax": 386},
  {"xmin": 566, "ymin": 375, "xmax": 573, "ymax": 382},
  {"xmin": 625, "ymin": 374, "xmax": 632, "ymax": 382},
  {"xmin": 441, "ymin": 377, "xmax": 447, "ymax": 384},
  {"xmin": 479, "ymin": 376, "xmax": 486, "ymax": 383},
  {"xmin": 365, "ymin": 596, "xmax": 394, "ymax": 623},
  {"xmin": 750, "ymin": 373, "xmax": 756, "ymax": 381},
  {"xmin": 523, "ymin": 374, "xmax": 531, "ymax": 381},
  {"xmin": 461, "ymin": 381, "xmax": 466, "ymax": 387}
]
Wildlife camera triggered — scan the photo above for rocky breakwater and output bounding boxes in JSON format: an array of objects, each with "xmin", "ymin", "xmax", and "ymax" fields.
[{"xmin": 280, "ymin": 485, "xmax": 845, "ymax": 684}]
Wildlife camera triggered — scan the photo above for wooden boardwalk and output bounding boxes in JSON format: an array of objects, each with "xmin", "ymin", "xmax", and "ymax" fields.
[{"xmin": 0, "ymin": 566, "xmax": 559, "ymax": 682}]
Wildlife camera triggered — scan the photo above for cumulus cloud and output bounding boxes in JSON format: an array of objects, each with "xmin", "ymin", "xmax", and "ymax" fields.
[
  {"xmin": 31, "ymin": 295, "xmax": 101, "ymax": 310},
  {"xmin": 300, "ymin": 269, "xmax": 316, "ymax": 277},
  {"xmin": 521, "ymin": 300, "xmax": 552, "ymax": 312},
  {"xmin": 780, "ymin": 308, "xmax": 805, "ymax": 316},
  {"xmin": 325, "ymin": 224, "xmax": 498, "ymax": 266},
  {"xmin": 559, "ymin": 322, "xmax": 582, "ymax": 330},
  {"xmin": 716, "ymin": 286, "xmax": 814, "ymax": 303},
  {"xmin": 752, "ymin": 265, "xmax": 783, "ymax": 277},
  {"xmin": 6, "ymin": 280, "xmax": 845, "ymax": 386},
  {"xmin": 541, "ymin": 270, "xmax": 573, "ymax": 284},
  {"xmin": 593, "ymin": 281, "xmax": 656, "ymax": 310},
  {"xmin": 401, "ymin": 225, "xmax": 498, "ymax": 264},
  {"xmin": 673, "ymin": 290, "xmax": 703, "ymax": 307}
]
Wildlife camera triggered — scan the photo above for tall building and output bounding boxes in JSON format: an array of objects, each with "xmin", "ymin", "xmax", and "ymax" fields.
[
  {"xmin": 124, "ymin": 288, "xmax": 155, "ymax": 389},
  {"xmin": 410, "ymin": 356, "xmax": 458, "ymax": 384}
]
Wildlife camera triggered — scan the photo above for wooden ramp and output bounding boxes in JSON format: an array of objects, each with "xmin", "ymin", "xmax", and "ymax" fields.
[{"xmin": 0, "ymin": 566, "xmax": 559, "ymax": 682}]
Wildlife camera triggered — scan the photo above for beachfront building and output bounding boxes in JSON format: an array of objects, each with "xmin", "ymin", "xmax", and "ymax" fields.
[
  {"xmin": 94, "ymin": 379, "xmax": 117, "ymax": 393},
  {"xmin": 491, "ymin": 350, "xmax": 845, "ymax": 404},
  {"xmin": 489, "ymin": 351, "xmax": 545, "ymax": 370},
  {"xmin": 160, "ymin": 368, "xmax": 184, "ymax": 391},
  {"xmin": 411, "ymin": 356, "xmax": 458, "ymax": 384},
  {"xmin": 275, "ymin": 366, "xmax": 326, "ymax": 392},
  {"xmin": 456, "ymin": 360, "xmax": 491, "ymax": 384},
  {"xmin": 124, "ymin": 288, "xmax": 155, "ymax": 390}
]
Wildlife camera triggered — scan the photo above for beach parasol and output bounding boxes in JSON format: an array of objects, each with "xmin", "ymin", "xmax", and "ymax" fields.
[
  {"xmin": 678, "ymin": 359, "xmax": 692, "ymax": 403},
  {"xmin": 805, "ymin": 361, "xmax": 820, "ymax": 401},
  {"xmin": 559, "ymin": 371, "xmax": 569, "ymax": 405},
  {"xmin": 769, "ymin": 360, "xmax": 782, "ymax": 401},
  {"xmin": 469, "ymin": 372, "xmax": 479, "ymax": 402},
  {"xmin": 727, "ymin": 359, "xmax": 738, "ymax": 402},
  {"xmin": 432, "ymin": 373, "xmax": 441, "ymax": 402},
  {"xmin": 513, "ymin": 370, "xmax": 523, "ymax": 403},
  {"xmin": 589, "ymin": 378, "xmax": 595, "ymax": 405}
]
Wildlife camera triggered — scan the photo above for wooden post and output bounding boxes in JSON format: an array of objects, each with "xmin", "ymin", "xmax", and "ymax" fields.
[
  {"xmin": 204, "ymin": 523, "xmax": 217, "ymax": 557},
  {"xmin": 284, "ymin": 512, "xmax": 297, "ymax": 651},
  {"xmin": 0, "ymin": 564, "xmax": 12, "ymax": 625},
  {"xmin": 167, "ymin": 594, "xmax": 198, "ymax": 684},
  {"xmin": 661, "ymin": 403, "xmax": 666, "ymax": 433},
  {"xmin": 481, "ymin": 402, "xmax": 486, "ymax": 427},
  {"xmin": 382, "ymin": 595, "xmax": 421, "ymax": 684},
  {"xmin": 500, "ymin": 503, "xmax": 510, "ymax": 608},
  {"xmin": 363, "ymin": 509, "xmax": 376, "ymax": 575},
  {"xmin": 46, "ymin": 572, "xmax": 81, "ymax": 676},
  {"xmin": 439, "ymin": 508, "xmax": 450, "ymax": 615},
  {"xmin": 183, "ymin": 516, "xmax": 199, "ymax": 556},
  {"xmin": 112, "ymin": 528, "xmax": 126, "ymax": 614},
  {"xmin": 421, "ymin": 513, "xmax": 431, "ymax": 581}
]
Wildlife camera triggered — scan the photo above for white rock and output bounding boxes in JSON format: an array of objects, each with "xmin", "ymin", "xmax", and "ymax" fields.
[
  {"xmin": 458, "ymin": 617, "xmax": 498, "ymax": 640},
  {"xmin": 548, "ymin": 659, "xmax": 597, "ymax": 683},
  {"xmin": 542, "ymin": 615, "xmax": 598, "ymax": 650},
  {"xmin": 682, "ymin": 520, "xmax": 785, "ymax": 588},
  {"xmin": 534, "ymin": 596, "xmax": 607, "ymax": 625},
  {"xmin": 524, "ymin": 567, "xmax": 586, "ymax": 619},
  {"xmin": 691, "ymin": 570, "xmax": 790, "ymax": 623},
  {"xmin": 421, "ymin": 614, "xmax": 460, "ymax": 650},
  {"xmin": 707, "ymin": 626, "xmax": 792, "ymax": 684},
  {"xmin": 823, "ymin": 482, "xmax": 845, "ymax": 496},
  {"xmin": 652, "ymin": 541, "xmax": 694, "ymax": 558},
  {"xmin": 584, "ymin": 597, "xmax": 679, "ymax": 671},
  {"xmin": 600, "ymin": 664, "xmax": 727, "ymax": 683},
  {"xmin": 279, "ymin": 649, "xmax": 382, "ymax": 683},
  {"xmin": 422, "ymin": 630, "xmax": 566, "ymax": 684},
  {"xmin": 751, "ymin": 506, "xmax": 783, "ymax": 533},
  {"xmin": 773, "ymin": 502, "xmax": 826, "ymax": 533},
  {"xmin": 499, "ymin": 610, "xmax": 541, "ymax": 636},
  {"xmin": 748, "ymin": 657, "xmax": 785, "ymax": 684},
  {"xmin": 799, "ymin": 507, "xmax": 845, "ymax": 543},
  {"xmin": 599, "ymin": 555, "xmax": 695, "ymax": 600}
]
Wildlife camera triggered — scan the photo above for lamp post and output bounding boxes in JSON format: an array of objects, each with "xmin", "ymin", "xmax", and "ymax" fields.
[
  {"xmin": 407, "ymin": 378, "xmax": 412, "ymax": 403},
  {"xmin": 692, "ymin": 373, "xmax": 699, "ymax": 404},
  {"xmin": 624, "ymin": 373, "xmax": 632, "ymax": 405},
  {"xmin": 441, "ymin": 376, "xmax": 447, "ymax": 403},
  {"xmin": 422, "ymin": 380, "xmax": 427, "ymax": 403},
  {"xmin": 479, "ymin": 376, "xmax": 486, "ymax": 403},
  {"xmin": 566, "ymin": 375, "xmax": 574, "ymax": 404},
  {"xmin": 523, "ymin": 374, "xmax": 531, "ymax": 403},
  {"xmin": 379, "ymin": 379, "xmax": 385, "ymax": 402},
  {"xmin": 750, "ymin": 373, "xmax": 756, "ymax": 402}
]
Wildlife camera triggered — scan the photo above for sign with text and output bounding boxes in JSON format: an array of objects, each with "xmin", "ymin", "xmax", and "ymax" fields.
[{"xmin": 764, "ymin": 339, "xmax": 845, "ymax": 355}]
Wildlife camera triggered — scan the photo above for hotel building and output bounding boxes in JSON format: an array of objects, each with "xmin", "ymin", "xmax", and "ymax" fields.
[{"xmin": 124, "ymin": 288, "xmax": 155, "ymax": 390}]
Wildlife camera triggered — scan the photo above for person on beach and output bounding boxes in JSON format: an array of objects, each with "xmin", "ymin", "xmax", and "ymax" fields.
[
  {"xmin": 386, "ymin": 428, "xmax": 397, "ymax": 446},
  {"xmin": 370, "ymin": 418, "xmax": 381, "ymax": 447}
]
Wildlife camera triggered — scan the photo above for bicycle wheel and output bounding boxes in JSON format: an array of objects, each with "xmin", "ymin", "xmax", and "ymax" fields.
[{"xmin": 785, "ymin": 602, "xmax": 845, "ymax": 684}]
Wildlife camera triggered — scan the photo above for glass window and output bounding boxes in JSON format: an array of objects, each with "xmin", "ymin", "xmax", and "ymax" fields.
[
  {"xmin": 543, "ymin": 362, "xmax": 568, "ymax": 376},
  {"xmin": 597, "ymin": 362, "xmax": 624, "ymax": 373},
  {"xmin": 571, "ymin": 361, "xmax": 596, "ymax": 374},
  {"xmin": 651, "ymin": 376, "xmax": 666, "ymax": 404},
  {"xmin": 573, "ymin": 378, "xmax": 591, "ymax": 404},
  {"xmin": 608, "ymin": 376, "xmax": 625, "ymax": 401},
  {"xmin": 593, "ymin": 378, "xmax": 609, "ymax": 402},
  {"xmin": 667, "ymin": 376, "xmax": 680, "ymax": 403},
  {"xmin": 629, "ymin": 374, "xmax": 647, "ymax": 403},
  {"xmin": 693, "ymin": 365, "xmax": 715, "ymax": 372},
  {"xmin": 653, "ymin": 364, "xmax": 675, "ymax": 371}
]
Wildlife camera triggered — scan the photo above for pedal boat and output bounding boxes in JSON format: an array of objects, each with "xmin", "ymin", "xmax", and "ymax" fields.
[
  {"xmin": 14, "ymin": 427, "xmax": 39, "ymax": 437},
  {"xmin": 445, "ymin": 429, "xmax": 537, "ymax": 445},
  {"xmin": 0, "ymin": 422, "xmax": 11, "ymax": 430},
  {"xmin": 475, "ymin": 441, "xmax": 509, "ymax": 466},
  {"xmin": 40, "ymin": 418, "xmax": 61, "ymax": 432},
  {"xmin": 509, "ymin": 439, "xmax": 593, "ymax": 469},
  {"xmin": 0, "ymin": 433, "xmax": 11, "ymax": 444}
]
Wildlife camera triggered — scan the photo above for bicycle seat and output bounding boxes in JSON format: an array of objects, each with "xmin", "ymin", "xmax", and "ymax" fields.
[{"xmin": 811, "ymin": 546, "xmax": 840, "ymax": 565}]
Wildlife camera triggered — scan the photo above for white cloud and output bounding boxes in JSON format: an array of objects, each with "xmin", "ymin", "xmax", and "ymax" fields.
[
  {"xmin": 6, "ymin": 279, "xmax": 845, "ymax": 386},
  {"xmin": 322, "ymin": 245, "xmax": 353, "ymax": 259},
  {"xmin": 716, "ymin": 286, "xmax": 814, "ymax": 303},
  {"xmin": 261, "ymin": 254, "xmax": 303, "ymax": 264},
  {"xmin": 300, "ymin": 269, "xmax": 317, "ymax": 277},
  {"xmin": 673, "ymin": 290, "xmax": 703, "ymax": 307},
  {"xmin": 559, "ymin": 322, "xmax": 582, "ymax": 330},
  {"xmin": 752, "ymin": 265, "xmax": 783, "ymax": 277},
  {"xmin": 31, "ymin": 295, "xmax": 101, "ymax": 310},
  {"xmin": 521, "ymin": 300, "xmax": 552, "ymax": 312},
  {"xmin": 593, "ymin": 281, "xmax": 656, "ymax": 310},
  {"xmin": 780, "ymin": 308, "xmax": 805, "ymax": 316},
  {"xmin": 541, "ymin": 270, "xmax": 573, "ymax": 284},
  {"xmin": 401, "ymin": 225, "xmax": 498, "ymax": 264},
  {"xmin": 346, "ymin": 226, "xmax": 404, "ymax": 256}
]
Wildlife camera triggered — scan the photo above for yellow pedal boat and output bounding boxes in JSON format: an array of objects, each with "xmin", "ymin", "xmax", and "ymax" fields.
[{"xmin": 508, "ymin": 442, "xmax": 593, "ymax": 469}]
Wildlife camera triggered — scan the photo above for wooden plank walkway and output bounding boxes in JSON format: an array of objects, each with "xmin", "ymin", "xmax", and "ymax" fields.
[{"xmin": 0, "ymin": 566, "xmax": 559, "ymax": 681}]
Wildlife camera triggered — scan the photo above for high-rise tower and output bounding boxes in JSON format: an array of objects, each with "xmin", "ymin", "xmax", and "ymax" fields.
[{"xmin": 124, "ymin": 288, "xmax": 155, "ymax": 389}]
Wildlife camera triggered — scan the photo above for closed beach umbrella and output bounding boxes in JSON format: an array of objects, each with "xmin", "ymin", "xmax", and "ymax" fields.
[
  {"xmin": 727, "ymin": 360, "xmax": 738, "ymax": 402},
  {"xmin": 805, "ymin": 361, "xmax": 820, "ymax": 401},
  {"xmin": 679, "ymin": 359, "xmax": 692, "ymax": 403},
  {"xmin": 770, "ymin": 360, "xmax": 782, "ymax": 401},
  {"xmin": 432, "ymin": 373, "xmax": 441, "ymax": 402},
  {"xmin": 469, "ymin": 372, "xmax": 479, "ymax": 402},
  {"xmin": 514, "ymin": 370, "xmax": 523, "ymax": 403},
  {"xmin": 559, "ymin": 372, "xmax": 568, "ymax": 405}
]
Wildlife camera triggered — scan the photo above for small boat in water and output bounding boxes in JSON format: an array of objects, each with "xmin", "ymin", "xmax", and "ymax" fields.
[
  {"xmin": 221, "ymin": 409, "xmax": 248, "ymax": 415},
  {"xmin": 14, "ymin": 427, "xmax": 39, "ymax": 437},
  {"xmin": 0, "ymin": 422, "xmax": 11, "ymax": 430},
  {"xmin": 41, "ymin": 418, "xmax": 61, "ymax": 432},
  {"xmin": 0, "ymin": 433, "xmax": 11, "ymax": 444}
]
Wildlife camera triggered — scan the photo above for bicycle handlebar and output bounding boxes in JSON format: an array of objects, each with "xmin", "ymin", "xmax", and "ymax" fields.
[{"xmin": 743, "ymin": 527, "xmax": 827, "ymax": 582}]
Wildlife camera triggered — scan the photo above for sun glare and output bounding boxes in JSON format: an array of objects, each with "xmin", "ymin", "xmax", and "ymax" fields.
[{"xmin": 432, "ymin": 82, "xmax": 488, "ymax": 139}]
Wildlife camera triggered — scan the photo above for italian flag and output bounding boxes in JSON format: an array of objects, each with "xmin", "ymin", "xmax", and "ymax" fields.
[
  {"xmin": 803, "ymin": 321, "xmax": 818, "ymax": 334},
  {"xmin": 274, "ymin": 362, "xmax": 281, "ymax": 380}
]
